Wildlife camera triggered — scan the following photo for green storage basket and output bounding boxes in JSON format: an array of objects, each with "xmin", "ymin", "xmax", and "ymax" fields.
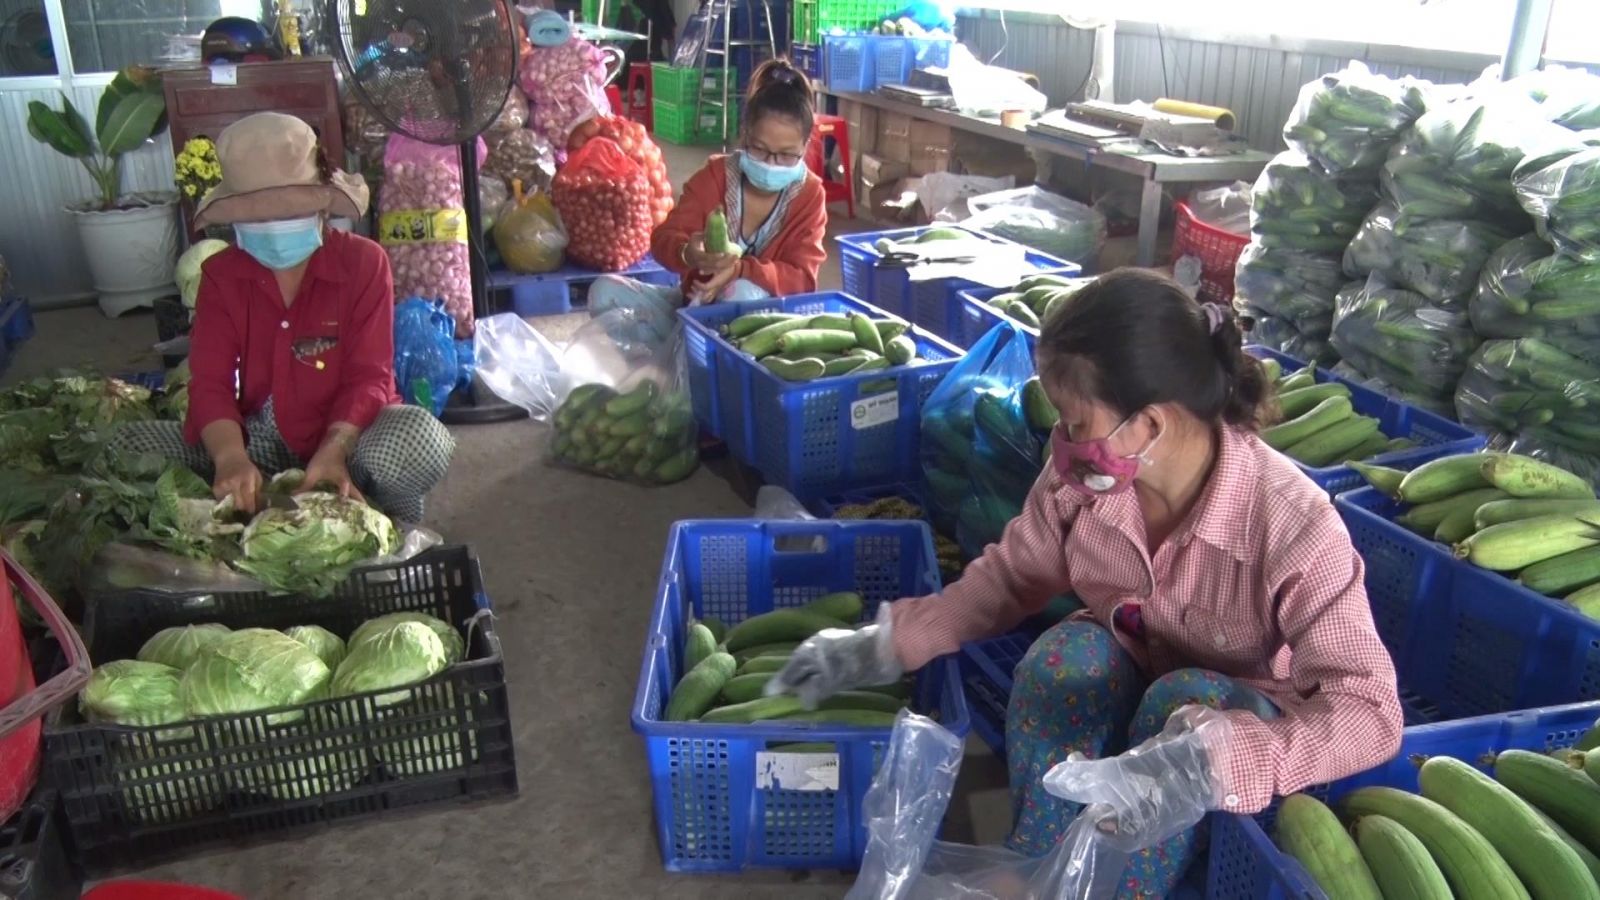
[
  {"xmin": 650, "ymin": 64, "xmax": 730, "ymax": 107},
  {"xmin": 653, "ymin": 99, "xmax": 740, "ymax": 145}
]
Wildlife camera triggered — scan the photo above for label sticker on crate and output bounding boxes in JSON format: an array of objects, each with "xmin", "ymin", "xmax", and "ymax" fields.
[
  {"xmin": 851, "ymin": 393, "xmax": 899, "ymax": 430},
  {"xmin": 756, "ymin": 751, "xmax": 840, "ymax": 792}
]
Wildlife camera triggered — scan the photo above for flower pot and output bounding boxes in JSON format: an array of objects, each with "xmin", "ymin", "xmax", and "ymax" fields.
[{"xmin": 69, "ymin": 192, "xmax": 180, "ymax": 317}]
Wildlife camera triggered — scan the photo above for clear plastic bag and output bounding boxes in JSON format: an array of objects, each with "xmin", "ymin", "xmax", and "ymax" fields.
[
  {"xmin": 1186, "ymin": 181, "xmax": 1252, "ymax": 235},
  {"xmin": 1283, "ymin": 62, "xmax": 1429, "ymax": 176},
  {"xmin": 847, "ymin": 711, "xmax": 1130, "ymax": 900},
  {"xmin": 483, "ymin": 128, "xmax": 556, "ymax": 195},
  {"xmin": 919, "ymin": 324, "xmax": 1045, "ymax": 558},
  {"xmin": 1242, "ymin": 311, "xmax": 1338, "ymax": 367},
  {"xmin": 1330, "ymin": 275, "xmax": 1481, "ymax": 408},
  {"xmin": 1232, "ymin": 240, "xmax": 1344, "ymax": 339},
  {"xmin": 1469, "ymin": 232, "xmax": 1600, "ymax": 339},
  {"xmin": 945, "ymin": 43, "xmax": 1048, "ymax": 117},
  {"xmin": 961, "ymin": 186, "xmax": 1107, "ymax": 267},
  {"xmin": 1453, "ymin": 336, "xmax": 1600, "ymax": 441},
  {"xmin": 1500, "ymin": 64, "xmax": 1600, "ymax": 131},
  {"xmin": 393, "ymin": 298, "xmax": 458, "ymax": 416},
  {"xmin": 1342, "ymin": 201, "xmax": 1517, "ymax": 306},
  {"xmin": 1513, "ymin": 141, "xmax": 1600, "ymax": 264},
  {"xmin": 492, "ymin": 183, "xmax": 568, "ymax": 274},
  {"xmin": 1249, "ymin": 151, "xmax": 1376, "ymax": 253},
  {"xmin": 478, "ymin": 175, "xmax": 510, "ymax": 232},
  {"xmin": 488, "ymin": 86, "xmax": 530, "ymax": 133}
]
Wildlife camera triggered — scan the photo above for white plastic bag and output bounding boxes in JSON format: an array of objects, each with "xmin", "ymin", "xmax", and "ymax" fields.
[
  {"xmin": 944, "ymin": 44, "xmax": 1047, "ymax": 117},
  {"xmin": 919, "ymin": 172, "xmax": 1015, "ymax": 222},
  {"xmin": 1187, "ymin": 181, "xmax": 1252, "ymax": 235}
]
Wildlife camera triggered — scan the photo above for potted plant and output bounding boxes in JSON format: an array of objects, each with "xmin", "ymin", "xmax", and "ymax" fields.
[{"xmin": 27, "ymin": 65, "xmax": 178, "ymax": 317}]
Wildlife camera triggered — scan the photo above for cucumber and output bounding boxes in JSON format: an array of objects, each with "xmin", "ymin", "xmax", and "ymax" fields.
[
  {"xmin": 1350, "ymin": 461, "xmax": 1407, "ymax": 497},
  {"xmin": 803, "ymin": 591, "xmax": 864, "ymax": 623},
  {"xmin": 806, "ymin": 314, "xmax": 856, "ymax": 332},
  {"xmin": 1262, "ymin": 395, "xmax": 1355, "ymax": 451},
  {"xmin": 1419, "ymin": 755, "xmax": 1600, "ymax": 900},
  {"xmin": 1455, "ymin": 514, "xmax": 1600, "ymax": 571},
  {"xmin": 1518, "ymin": 546, "xmax": 1600, "ymax": 596},
  {"xmin": 1482, "ymin": 454, "xmax": 1597, "ymax": 500},
  {"xmin": 736, "ymin": 654, "xmax": 791, "ymax": 675},
  {"xmin": 816, "ymin": 691, "xmax": 908, "ymax": 715},
  {"xmin": 884, "ymin": 334, "xmax": 916, "ymax": 366},
  {"xmin": 1341, "ymin": 431, "xmax": 1395, "ymax": 464},
  {"xmin": 1571, "ymin": 583, "xmax": 1600, "ymax": 618},
  {"xmin": 724, "ymin": 609, "xmax": 851, "ymax": 653},
  {"xmin": 767, "ymin": 742, "xmax": 837, "ymax": 753},
  {"xmin": 1273, "ymin": 379, "xmax": 1350, "ymax": 419},
  {"xmin": 663, "ymin": 651, "xmax": 737, "ymax": 721},
  {"xmin": 1284, "ymin": 415, "xmax": 1381, "ymax": 467},
  {"xmin": 704, "ymin": 208, "xmax": 735, "ymax": 255},
  {"xmin": 874, "ymin": 320, "xmax": 908, "ymax": 343},
  {"xmin": 1341, "ymin": 787, "xmax": 1530, "ymax": 900},
  {"xmin": 761, "ymin": 357, "xmax": 827, "ymax": 382},
  {"xmin": 684, "ymin": 622, "xmax": 717, "ymax": 672},
  {"xmin": 1398, "ymin": 488, "xmax": 1513, "ymax": 536},
  {"xmin": 850, "ymin": 313, "xmax": 885, "ymax": 355},
  {"xmin": 1579, "ymin": 719, "xmax": 1600, "ymax": 753},
  {"xmin": 719, "ymin": 672, "xmax": 772, "ymax": 705},
  {"xmin": 1477, "ymin": 499, "xmax": 1600, "ymax": 530},
  {"xmin": 739, "ymin": 318, "xmax": 816, "ymax": 358},
  {"xmin": 1021, "ymin": 377, "xmax": 1058, "ymax": 432},
  {"xmin": 822, "ymin": 356, "xmax": 870, "ymax": 377},
  {"xmin": 1399, "ymin": 453, "xmax": 1496, "ymax": 504},
  {"xmin": 731, "ymin": 641, "xmax": 800, "ymax": 664},
  {"xmin": 1434, "ymin": 503, "xmax": 1485, "ymax": 544},
  {"xmin": 604, "ymin": 381, "xmax": 658, "ymax": 417},
  {"xmin": 1258, "ymin": 357, "xmax": 1282, "ymax": 383},
  {"xmin": 727, "ymin": 312, "xmax": 799, "ymax": 338},
  {"xmin": 700, "ymin": 695, "xmax": 807, "ymax": 723},
  {"xmin": 778, "ymin": 329, "xmax": 859, "ymax": 355},
  {"xmin": 1273, "ymin": 794, "xmax": 1383, "ymax": 900},
  {"xmin": 1574, "ymin": 748, "xmax": 1600, "ymax": 786},
  {"xmin": 1278, "ymin": 368, "xmax": 1318, "ymax": 394},
  {"xmin": 778, "ymin": 709, "xmax": 899, "ymax": 727},
  {"xmin": 1496, "ymin": 749, "xmax": 1600, "ymax": 854},
  {"xmin": 700, "ymin": 616, "xmax": 727, "ymax": 644},
  {"xmin": 1008, "ymin": 304, "xmax": 1041, "ymax": 329},
  {"xmin": 650, "ymin": 448, "xmax": 698, "ymax": 485},
  {"xmin": 1532, "ymin": 806, "xmax": 1600, "ymax": 887},
  {"xmin": 1353, "ymin": 815, "xmax": 1453, "ymax": 900}
]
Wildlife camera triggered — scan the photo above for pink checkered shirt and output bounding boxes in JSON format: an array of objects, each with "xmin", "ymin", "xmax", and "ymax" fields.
[{"xmin": 892, "ymin": 426, "xmax": 1403, "ymax": 813}]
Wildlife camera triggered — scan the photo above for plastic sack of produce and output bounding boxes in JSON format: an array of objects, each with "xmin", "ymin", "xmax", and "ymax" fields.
[
  {"xmin": 483, "ymin": 127, "xmax": 555, "ymax": 194},
  {"xmin": 1330, "ymin": 275, "xmax": 1480, "ymax": 408},
  {"xmin": 1513, "ymin": 140, "xmax": 1600, "ymax": 264},
  {"xmin": 342, "ymin": 97, "xmax": 389, "ymax": 169},
  {"xmin": 919, "ymin": 323, "xmax": 1047, "ymax": 557},
  {"xmin": 1469, "ymin": 232, "xmax": 1600, "ymax": 338},
  {"xmin": 1242, "ymin": 311, "xmax": 1338, "ymax": 367},
  {"xmin": 1454, "ymin": 336, "xmax": 1600, "ymax": 439},
  {"xmin": 516, "ymin": 34, "xmax": 615, "ymax": 153},
  {"xmin": 961, "ymin": 186, "xmax": 1106, "ymax": 266},
  {"xmin": 1232, "ymin": 240, "xmax": 1343, "ymax": 339},
  {"xmin": 1380, "ymin": 96, "xmax": 1566, "ymax": 224},
  {"xmin": 487, "ymin": 85, "xmax": 529, "ymax": 133},
  {"xmin": 478, "ymin": 175, "xmax": 510, "ymax": 232},
  {"xmin": 1343, "ymin": 201, "xmax": 1516, "ymax": 306},
  {"xmin": 378, "ymin": 134, "xmax": 486, "ymax": 338},
  {"xmin": 1500, "ymin": 64, "xmax": 1600, "ymax": 131},
  {"xmin": 1283, "ymin": 62, "xmax": 1428, "ymax": 176},
  {"xmin": 551, "ymin": 137, "xmax": 653, "ymax": 271},
  {"xmin": 1248, "ymin": 151, "xmax": 1376, "ymax": 253},
  {"xmin": 393, "ymin": 298, "xmax": 458, "ymax": 417},
  {"xmin": 492, "ymin": 182, "xmax": 567, "ymax": 274},
  {"xmin": 567, "ymin": 114, "xmax": 675, "ymax": 226}
]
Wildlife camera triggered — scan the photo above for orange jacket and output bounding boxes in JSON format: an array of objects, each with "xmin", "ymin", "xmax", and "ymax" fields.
[{"xmin": 650, "ymin": 155, "xmax": 828, "ymax": 296}]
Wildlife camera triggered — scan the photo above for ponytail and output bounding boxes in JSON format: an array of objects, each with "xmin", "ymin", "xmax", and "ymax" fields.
[
  {"xmin": 745, "ymin": 58, "xmax": 815, "ymax": 136},
  {"xmin": 1208, "ymin": 309, "xmax": 1277, "ymax": 432}
]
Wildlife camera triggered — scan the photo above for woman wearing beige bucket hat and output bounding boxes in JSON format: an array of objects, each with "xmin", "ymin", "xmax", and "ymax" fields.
[{"xmin": 110, "ymin": 112, "xmax": 455, "ymax": 522}]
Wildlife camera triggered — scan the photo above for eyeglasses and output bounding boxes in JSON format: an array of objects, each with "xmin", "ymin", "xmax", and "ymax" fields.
[{"xmin": 742, "ymin": 143, "xmax": 804, "ymax": 167}]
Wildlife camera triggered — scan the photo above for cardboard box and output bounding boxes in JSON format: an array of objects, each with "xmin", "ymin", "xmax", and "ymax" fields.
[
  {"xmin": 840, "ymin": 99, "xmax": 878, "ymax": 156},
  {"xmin": 858, "ymin": 153, "xmax": 910, "ymax": 189},
  {"xmin": 952, "ymin": 132, "xmax": 1037, "ymax": 183},
  {"xmin": 877, "ymin": 112, "xmax": 913, "ymax": 163},
  {"xmin": 908, "ymin": 120, "xmax": 954, "ymax": 175},
  {"xmin": 866, "ymin": 178, "xmax": 922, "ymax": 225}
]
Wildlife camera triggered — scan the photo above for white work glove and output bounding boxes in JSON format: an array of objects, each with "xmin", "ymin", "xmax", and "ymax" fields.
[
  {"xmin": 766, "ymin": 603, "xmax": 904, "ymax": 708},
  {"xmin": 1040, "ymin": 706, "xmax": 1233, "ymax": 852}
]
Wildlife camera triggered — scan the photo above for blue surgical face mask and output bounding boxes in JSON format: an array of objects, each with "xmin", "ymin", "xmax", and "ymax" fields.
[
  {"xmin": 234, "ymin": 215, "xmax": 323, "ymax": 270},
  {"xmin": 738, "ymin": 151, "xmax": 806, "ymax": 193}
]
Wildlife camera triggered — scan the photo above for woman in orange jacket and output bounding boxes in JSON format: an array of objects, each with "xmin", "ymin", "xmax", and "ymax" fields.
[{"xmin": 588, "ymin": 58, "xmax": 828, "ymax": 342}]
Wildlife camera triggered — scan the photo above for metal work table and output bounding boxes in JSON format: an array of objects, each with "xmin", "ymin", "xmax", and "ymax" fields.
[{"xmin": 820, "ymin": 88, "xmax": 1271, "ymax": 266}]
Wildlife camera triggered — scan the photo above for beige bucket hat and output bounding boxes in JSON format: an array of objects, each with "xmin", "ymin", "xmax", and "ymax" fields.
[{"xmin": 194, "ymin": 112, "xmax": 369, "ymax": 228}]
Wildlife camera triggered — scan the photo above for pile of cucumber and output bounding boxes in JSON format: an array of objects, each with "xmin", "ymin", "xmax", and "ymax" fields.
[
  {"xmin": 1350, "ymin": 451, "xmax": 1600, "ymax": 611},
  {"xmin": 978, "ymin": 273, "xmax": 1095, "ymax": 330},
  {"xmin": 830, "ymin": 495, "xmax": 965, "ymax": 584},
  {"xmin": 1259, "ymin": 358, "xmax": 1417, "ymax": 468},
  {"xmin": 549, "ymin": 382, "xmax": 698, "ymax": 485},
  {"xmin": 719, "ymin": 310, "xmax": 926, "ymax": 383},
  {"xmin": 1274, "ymin": 733, "xmax": 1600, "ymax": 900},
  {"xmin": 870, "ymin": 226, "xmax": 968, "ymax": 256},
  {"xmin": 662, "ymin": 591, "xmax": 913, "ymax": 728}
]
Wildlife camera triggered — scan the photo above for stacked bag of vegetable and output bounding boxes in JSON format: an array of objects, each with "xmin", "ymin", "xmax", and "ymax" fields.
[
  {"xmin": 919, "ymin": 324, "xmax": 1056, "ymax": 560},
  {"xmin": 1329, "ymin": 276, "xmax": 1480, "ymax": 416},
  {"xmin": 1238, "ymin": 64, "xmax": 1423, "ymax": 362}
]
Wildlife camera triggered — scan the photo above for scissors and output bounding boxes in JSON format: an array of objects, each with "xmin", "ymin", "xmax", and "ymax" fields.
[{"xmin": 875, "ymin": 248, "xmax": 980, "ymax": 269}]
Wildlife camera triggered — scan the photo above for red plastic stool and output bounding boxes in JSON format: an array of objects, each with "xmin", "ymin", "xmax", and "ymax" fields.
[
  {"xmin": 605, "ymin": 84, "xmax": 623, "ymax": 117},
  {"xmin": 626, "ymin": 62, "xmax": 653, "ymax": 130},
  {"xmin": 84, "ymin": 883, "xmax": 244, "ymax": 900},
  {"xmin": 805, "ymin": 114, "xmax": 855, "ymax": 219}
]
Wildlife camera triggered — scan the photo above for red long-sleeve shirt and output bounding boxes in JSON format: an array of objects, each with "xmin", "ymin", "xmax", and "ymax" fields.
[
  {"xmin": 184, "ymin": 229, "xmax": 401, "ymax": 461},
  {"xmin": 650, "ymin": 155, "xmax": 828, "ymax": 296}
]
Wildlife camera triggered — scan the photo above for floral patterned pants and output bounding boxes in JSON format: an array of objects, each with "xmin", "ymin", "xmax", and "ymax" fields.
[{"xmin": 1004, "ymin": 620, "xmax": 1279, "ymax": 898}]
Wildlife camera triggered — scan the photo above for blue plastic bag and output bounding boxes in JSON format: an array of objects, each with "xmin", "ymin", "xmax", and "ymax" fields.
[
  {"xmin": 918, "ymin": 322, "xmax": 1044, "ymax": 559},
  {"xmin": 393, "ymin": 298, "xmax": 458, "ymax": 417},
  {"xmin": 454, "ymin": 338, "xmax": 476, "ymax": 392}
]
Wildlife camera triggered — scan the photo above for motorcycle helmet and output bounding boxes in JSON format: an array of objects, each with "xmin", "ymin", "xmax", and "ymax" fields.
[{"xmin": 200, "ymin": 16, "xmax": 280, "ymax": 64}]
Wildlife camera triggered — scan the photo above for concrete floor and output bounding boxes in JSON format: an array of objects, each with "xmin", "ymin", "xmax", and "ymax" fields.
[{"xmin": 11, "ymin": 142, "xmax": 1148, "ymax": 899}]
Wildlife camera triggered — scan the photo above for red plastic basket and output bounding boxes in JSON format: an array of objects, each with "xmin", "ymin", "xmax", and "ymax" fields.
[
  {"xmin": 1171, "ymin": 200, "xmax": 1249, "ymax": 304},
  {"xmin": 0, "ymin": 551, "xmax": 91, "ymax": 822}
]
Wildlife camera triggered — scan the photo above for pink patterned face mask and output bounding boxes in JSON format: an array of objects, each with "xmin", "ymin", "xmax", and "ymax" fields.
[{"xmin": 1050, "ymin": 414, "xmax": 1161, "ymax": 495}]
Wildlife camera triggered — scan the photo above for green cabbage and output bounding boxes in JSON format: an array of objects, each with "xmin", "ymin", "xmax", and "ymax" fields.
[
  {"xmin": 180, "ymin": 628, "xmax": 331, "ymax": 725},
  {"xmin": 136, "ymin": 623, "xmax": 232, "ymax": 670},
  {"xmin": 331, "ymin": 620, "xmax": 449, "ymax": 707},
  {"xmin": 79, "ymin": 659, "xmax": 186, "ymax": 728},
  {"xmin": 347, "ymin": 612, "xmax": 463, "ymax": 664},
  {"xmin": 285, "ymin": 624, "xmax": 346, "ymax": 671},
  {"xmin": 175, "ymin": 240, "xmax": 228, "ymax": 313},
  {"xmin": 234, "ymin": 491, "xmax": 401, "ymax": 596}
]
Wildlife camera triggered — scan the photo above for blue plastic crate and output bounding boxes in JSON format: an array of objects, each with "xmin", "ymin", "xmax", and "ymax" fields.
[
  {"xmin": 872, "ymin": 36, "xmax": 953, "ymax": 87},
  {"xmin": 1245, "ymin": 346, "xmax": 1486, "ymax": 494},
  {"xmin": 955, "ymin": 287, "xmax": 1037, "ymax": 349},
  {"xmin": 835, "ymin": 226, "xmax": 1077, "ymax": 343},
  {"xmin": 679, "ymin": 292, "xmax": 963, "ymax": 501},
  {"xmin": 791, "ymin": 42, "xmax": 821, "ymax": 80},
  {"xmin": 1337, "ymin": 486, "xmax": 1600, "ymax": 720},
  {"xmin": 1207, "ymin": 700, "xmax": 1600, "ymax": 899},
  {"xmin": 1, "ymin": 294, "xmax": 35, "ymax": 348},
  {"xmin": 631, "ymin": 519, "xmax": 970, "ymax": 872},
  {"xmin": 487, "ymin": 254, "xmax": 676, "ymax": 317},
  {"xmin": 823, "ymin": 34, "xmax": 876, "ymax": 92},
  {"xmin": 957, "ymin": 627, "xmax": 1041, "ymax": 762}
]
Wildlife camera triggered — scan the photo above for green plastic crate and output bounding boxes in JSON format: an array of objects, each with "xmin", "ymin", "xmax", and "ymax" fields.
[
  {"xmin": 651, "ymin": 64, "xmax": 731, "ymax": 106},
  {"xmin": 653, "ymin": 98, "xmax": 741, "ymax": 145},
  {"xmin": 795, "ymin": 0, "xmax": 900, "ymax": 45},
  {"xmin": 794, "ymin": 0, "xmax": 820, "ymax": 45}
]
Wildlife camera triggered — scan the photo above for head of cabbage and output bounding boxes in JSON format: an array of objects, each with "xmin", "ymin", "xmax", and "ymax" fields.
[
  {"xmin": 180, "ymin": 628, "xmax": 331, "ymax": 725},
  {"xmin": 346, "ymin": 612, "xmax": 462, "ymax": 664},
  {"xmin": 136, "ymin": 622, "xmax": 231, "ymax": 670},
  {"xmin": 285, "ymin": 624, "xmax": 346, "ymax": 671},
  {"xmin": 175, "ymin": 239, "xmax": 229, "ymax": 314},
  {"xmin": 331, "ymin": 620, "xmax": 450, "ymax": 707},
  {"xmin": 234, "ymin": 491, "xmax": 400, "ymax": 596},
  {"xmin": 79, "ymin": 659, "xmax": 186, "ymax": 728}
]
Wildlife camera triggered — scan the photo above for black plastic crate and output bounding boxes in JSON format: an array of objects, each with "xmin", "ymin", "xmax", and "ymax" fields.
[
  {"xmin": 43, "ymin": 545, "xmax": 517, "ymax": 871},
  {"xmin": 0, "ymin": 789, "xmax": 80, "ymax": 900}
]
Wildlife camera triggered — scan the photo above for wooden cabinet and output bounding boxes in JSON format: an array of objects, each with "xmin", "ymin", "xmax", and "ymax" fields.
[{"xmin": 162, "ymin": 57, "xmax": 345, "ymax": 240}]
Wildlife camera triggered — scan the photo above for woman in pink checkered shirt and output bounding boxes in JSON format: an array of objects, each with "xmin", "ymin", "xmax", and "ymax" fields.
[{"xmin": 770, "ymin": 269, "xmax": 1403, "ymax": 897}]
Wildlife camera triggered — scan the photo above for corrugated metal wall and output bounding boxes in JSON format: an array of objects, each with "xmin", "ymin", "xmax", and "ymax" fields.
[{"xmin": 0, "ymin": 86, "xmax": 175, "ymax": 303}]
